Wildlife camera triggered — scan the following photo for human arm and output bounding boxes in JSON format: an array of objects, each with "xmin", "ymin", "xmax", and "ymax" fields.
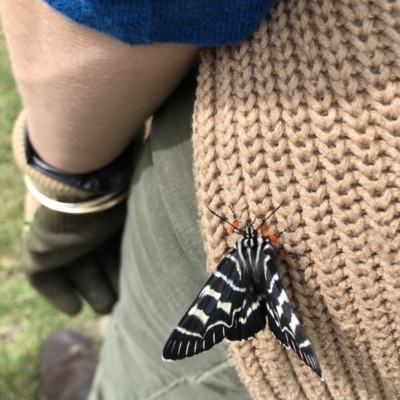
[
  {"xmin": 0, "ymin": 0, "xmax": 199, "ymax": 174},
  {"xmin": 0, "ymin": 0, "xmax": 199, "ymax": 314}
]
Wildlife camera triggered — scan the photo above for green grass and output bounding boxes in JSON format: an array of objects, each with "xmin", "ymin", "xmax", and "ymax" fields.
[
  {"xmin": 0, "ymin": 28, "xmax": 101, "ymax": 400},
  {"xmin": 0, "ymin": 273, "xmax": 100, "ymax": 400},
  {"xmin": 0, "ymin": 28, "xmax": 24, "ymax": 260}
]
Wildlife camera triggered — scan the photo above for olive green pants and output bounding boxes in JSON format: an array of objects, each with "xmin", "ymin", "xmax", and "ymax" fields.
[{"xmin": 88, "ymin": 73, "xmax": 251, "ymax": 399}]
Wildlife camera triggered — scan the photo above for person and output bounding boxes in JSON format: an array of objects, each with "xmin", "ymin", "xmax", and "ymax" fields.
[
  {"xmin": 2, "ymin": 0, "xmax": 400, "ymax": 399},
  {"xmin": 0, "ymin": 0, "xmax": 273, "ymax": 399}
]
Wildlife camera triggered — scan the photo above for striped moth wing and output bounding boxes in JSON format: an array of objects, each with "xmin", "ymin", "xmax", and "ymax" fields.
[
  {"xmin": 162, "ymin": 223, "xmax": 323, "ymax": 380},
  {"xmin": 262, "ymin": 242, "xmax": 323, "ymax": 379},
  {"xmin": 162, "ymin": 248, "xmax": 267, "ymax": 361}
]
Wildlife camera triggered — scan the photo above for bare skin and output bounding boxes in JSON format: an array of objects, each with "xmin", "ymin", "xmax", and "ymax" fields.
[{"xmin": 0, "ymin": 0, "xmax": 199, "ymax": 173}]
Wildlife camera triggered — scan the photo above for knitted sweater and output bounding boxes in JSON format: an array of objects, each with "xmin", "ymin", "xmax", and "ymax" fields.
[{"xmin": 192, "ymin": 0, "xmax": 400, "ymax": 398}]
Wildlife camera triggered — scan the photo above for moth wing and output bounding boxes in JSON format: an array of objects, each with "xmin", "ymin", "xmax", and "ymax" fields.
[
  {"xmin": 263, "ymin": 244, "xmax": 323, "ymax": 379},
  {"xmin": 162, "ymin": 249, "xmax": 266, "ymax": 361},
  {"xmin": 224, "ymin": 282, "xmax": 266, "ymax": 342}
]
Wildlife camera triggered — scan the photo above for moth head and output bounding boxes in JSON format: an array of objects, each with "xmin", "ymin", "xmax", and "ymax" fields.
[
  {"xmin": 244, "ymin": 223, "xmax": 258, "ymax": 239},
  {"xmin": 258, "ymin": 221, "xmax": 280, "ymax": 247}
]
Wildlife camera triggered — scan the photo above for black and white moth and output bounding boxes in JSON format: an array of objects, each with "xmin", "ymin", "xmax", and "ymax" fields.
[{"xmin": 162, "ymin": 206, "xmax": 323, "ymax": 380}]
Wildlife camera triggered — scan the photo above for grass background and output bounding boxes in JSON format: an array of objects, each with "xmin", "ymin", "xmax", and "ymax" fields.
[{"xmin": 0, "ymin": 27, "xmax": 100, "ymax": 400}]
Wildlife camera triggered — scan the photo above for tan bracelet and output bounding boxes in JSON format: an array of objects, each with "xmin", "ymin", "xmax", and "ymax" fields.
[{"xmin": 24, "ymin": 175, "xmax": 128, "ymax": 214}]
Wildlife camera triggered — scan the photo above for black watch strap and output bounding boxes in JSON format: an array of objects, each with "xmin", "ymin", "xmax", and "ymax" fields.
[{"xmin": 24, "ymin": 125, "xmax": 133, "ymax": 196}]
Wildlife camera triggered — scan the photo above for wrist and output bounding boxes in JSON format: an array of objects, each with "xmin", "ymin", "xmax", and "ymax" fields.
[
  {"xmin": 24, "ymin": 124, "xmax": 134, "ymax": 196},
  {"xmin": 12, "ymin": 110, "xmax": 141, "ymax": 213}
]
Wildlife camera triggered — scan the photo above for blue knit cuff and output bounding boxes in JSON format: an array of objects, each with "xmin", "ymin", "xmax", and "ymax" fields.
[{"xmin": 43, "ymin": 0, "xmax": 275, "ymax": 46}]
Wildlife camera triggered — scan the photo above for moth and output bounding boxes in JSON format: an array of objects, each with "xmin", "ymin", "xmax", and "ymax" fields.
[{"xmin": 162, "ymin": 205, "xmax": 323, "ymax": 380}]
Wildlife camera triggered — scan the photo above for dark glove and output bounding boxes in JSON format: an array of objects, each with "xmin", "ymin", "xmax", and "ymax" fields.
[
  {"xmin": 12, "ymin": 110, "xmax": 137, "ymax": 315},
  {"xmin": 22, "ymin": 192, "xmax": 125, "ymax": 315}
]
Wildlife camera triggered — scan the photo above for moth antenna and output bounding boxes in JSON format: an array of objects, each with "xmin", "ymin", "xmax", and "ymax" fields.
[
  {"xmin": 251, "ymin": 214, "xmax": 260, "ymax": 225},
  {"xmin": 276, "ymin": 225, "xmax": 291, "ymax": 237},
  {"xmin": 205, "ymin": 205, "xmax": 245, "ymax": 234},
  {"xmin": 228, "ymin": 205, "xmax": 237, "ymax": 220},
  {"xmin": 264, "ymin": 200, "xmax": 285, "ymax": 221},
  {"xmin": 253, "ymin": 200, "xmax": 285, "ymax": 230}
]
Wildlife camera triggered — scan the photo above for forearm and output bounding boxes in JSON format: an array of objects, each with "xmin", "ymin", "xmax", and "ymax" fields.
[{"xmin": 0, "ymin": 0, "xmax": 198, "ymax": 173}]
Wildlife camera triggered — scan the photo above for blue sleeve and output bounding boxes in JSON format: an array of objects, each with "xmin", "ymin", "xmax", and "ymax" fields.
[{"xmin": 43, "ymin": 0, "xmax": 275, "ymax": 46}]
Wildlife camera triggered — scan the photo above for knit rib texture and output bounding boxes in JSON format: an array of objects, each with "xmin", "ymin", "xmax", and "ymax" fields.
[{"xmin": 192, "ymin": 0, "xmax": 400, "ymax": 398}]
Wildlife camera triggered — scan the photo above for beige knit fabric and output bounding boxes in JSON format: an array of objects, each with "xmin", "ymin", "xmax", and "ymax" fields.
[{"xmin": 192, "ymin": 0, "xmax": 400, "ymax": 399}]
